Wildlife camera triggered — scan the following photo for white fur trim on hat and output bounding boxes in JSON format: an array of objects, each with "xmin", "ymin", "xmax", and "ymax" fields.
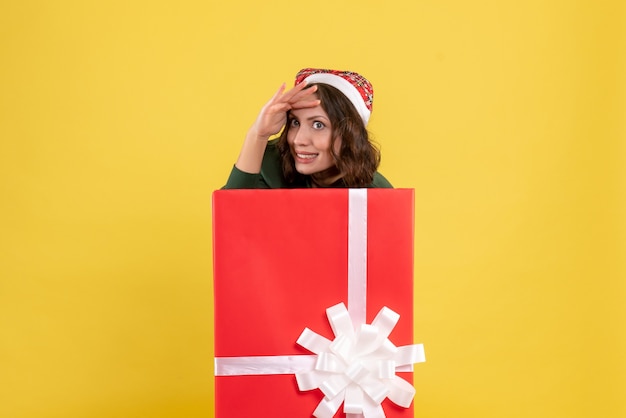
[{"xmin": 303, "ymin": 73, "xmax": 371, "ymax": 126}]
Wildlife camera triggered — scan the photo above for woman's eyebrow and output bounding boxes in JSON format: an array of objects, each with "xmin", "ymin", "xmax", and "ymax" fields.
[{"xmin": 302, "ymin": 114, "xmax": 329, "ymax": 121}]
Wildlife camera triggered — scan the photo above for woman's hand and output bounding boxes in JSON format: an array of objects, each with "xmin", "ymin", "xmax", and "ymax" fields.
[
  {"xmin": 250, "ymin": 81, "xmax": 320, "ymax": 140},
  {"xmin": 234, "ymin": 81, "xmax": 320, "ymax": 174}
]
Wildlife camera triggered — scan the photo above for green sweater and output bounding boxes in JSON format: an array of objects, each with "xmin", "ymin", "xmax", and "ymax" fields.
[{"xmin": 223, "ymin": 140, "xmax": 393, "ymax": 189}]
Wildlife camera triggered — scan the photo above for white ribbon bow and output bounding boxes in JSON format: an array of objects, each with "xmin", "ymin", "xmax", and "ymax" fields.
[{"xmin": 296, "ymin": 302, "xmax": 425, "ymax": 418}]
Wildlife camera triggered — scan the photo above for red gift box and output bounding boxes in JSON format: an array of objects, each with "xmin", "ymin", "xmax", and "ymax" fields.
[{"xmin": 212, "ymin": 189, "xmax": 424, "ymax": 417}]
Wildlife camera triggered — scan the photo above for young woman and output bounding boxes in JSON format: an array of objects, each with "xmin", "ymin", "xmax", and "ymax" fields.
[{"xmin": 223, "ymin": 68, "xmax": 392, "ymax": 188}]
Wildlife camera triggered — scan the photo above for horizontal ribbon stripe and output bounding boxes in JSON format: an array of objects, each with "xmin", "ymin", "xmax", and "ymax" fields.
[{"xmin": 215, "ymin": 355, "xmax": 317, "ymax": 376}]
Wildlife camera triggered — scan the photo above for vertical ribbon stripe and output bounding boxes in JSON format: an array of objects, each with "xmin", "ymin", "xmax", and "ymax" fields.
[{"xmin": 348, "ymin": 189, "xmax": 368, "ymax": 328}]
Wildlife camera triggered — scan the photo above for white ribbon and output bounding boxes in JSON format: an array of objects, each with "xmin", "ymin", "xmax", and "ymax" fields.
[
  {"xmin": 214, "ymin": 189, "xmax": 426, "ymax": 417},
  {"xmin": 348, "ymin": 188, "xmax": 368, "ymax": 327},
  {"xmin": 214, "ymin": 355, "xmax": 317, "ymax": 376}
]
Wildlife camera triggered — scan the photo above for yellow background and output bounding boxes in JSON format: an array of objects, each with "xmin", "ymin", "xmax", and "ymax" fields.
[{"xmin": 1, "ymin": 1, "xmax": 624, "ymax": 417}]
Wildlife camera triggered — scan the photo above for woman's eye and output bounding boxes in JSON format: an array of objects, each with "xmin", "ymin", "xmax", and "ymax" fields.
[
  {"xmin": 312, "ymin": 121, "xmax": 325, "ymax": 129},
  {"xmin": 290, "ymin": 119, "xmax": 300, "ymax": 127}
]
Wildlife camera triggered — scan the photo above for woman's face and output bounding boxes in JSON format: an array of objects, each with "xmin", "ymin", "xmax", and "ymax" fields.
[{"xmin": 286, "ymin": 103, "xmax": 341, "ymax": 175}]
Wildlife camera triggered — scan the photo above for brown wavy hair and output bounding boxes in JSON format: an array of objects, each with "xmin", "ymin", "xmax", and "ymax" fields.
[{"xmin": 276, "ymin": 83, "xmax": 380, "ymax": 187}]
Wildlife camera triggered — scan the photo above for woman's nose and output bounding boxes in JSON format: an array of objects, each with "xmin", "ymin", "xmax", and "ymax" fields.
[{"xmin": 292, "ymin": 126, "xmax": 310, "ymax": 145}]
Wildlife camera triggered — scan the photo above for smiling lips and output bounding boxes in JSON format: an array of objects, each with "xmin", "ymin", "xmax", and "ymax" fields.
[{"xmin": 295, "ymin": 152, "xmax": 318, "ymax": 162}]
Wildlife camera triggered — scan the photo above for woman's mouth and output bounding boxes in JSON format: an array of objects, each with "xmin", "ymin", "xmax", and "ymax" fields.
[{"xmin": 295, "ymin": 152, "xmax": 318, "ymax": 162}]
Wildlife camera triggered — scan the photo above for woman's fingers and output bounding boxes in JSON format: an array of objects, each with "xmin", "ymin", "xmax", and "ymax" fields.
[
  {"xmin": 291, "ymin": 98, "xmax": 321, "ymax": 110},
  {"xmin": 268, "ymin": 80, "xmax": 319, "ymax": 108},
  {"xmin": 281, "ymin": 80, "xmax": 311, "ymax": 100},
  {"xmin": 269, "ymin": 82, "xmax": 287, "ymax": 102},
  {"xmin": 253, "ymin": 80, "xmax": 320, "ymax": 137},
  {"xmin": 288, "ymin": 83, "xmax": 318, "ymax": 104}
]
